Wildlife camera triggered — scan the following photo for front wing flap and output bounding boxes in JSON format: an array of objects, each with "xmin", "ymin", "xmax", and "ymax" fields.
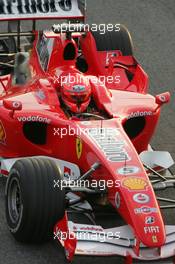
[{"xmin": 63, "ymin": 223, "xmax": 175, "ymax": 260}]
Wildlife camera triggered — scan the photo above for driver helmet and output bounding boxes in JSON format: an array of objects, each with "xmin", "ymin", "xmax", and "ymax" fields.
[{"xmin": 61, "ymin": 73, "xmax": 91, "ymax": 113}]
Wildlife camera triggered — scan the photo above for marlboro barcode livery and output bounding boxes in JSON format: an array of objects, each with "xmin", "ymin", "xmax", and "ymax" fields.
[{"xmin": 0, "ymin": 0, "xmax": 85, "ymax": 20}]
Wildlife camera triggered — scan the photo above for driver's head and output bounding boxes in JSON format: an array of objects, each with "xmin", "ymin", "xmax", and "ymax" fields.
[{"xmin": 61, "ymin": 74, "xmax": 91, "ymax": 113}]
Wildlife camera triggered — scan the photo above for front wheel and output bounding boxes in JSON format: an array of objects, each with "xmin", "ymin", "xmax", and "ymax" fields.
[{"xmin": 5, "ymin": 157, "xmax": 65, "ymax": 243}]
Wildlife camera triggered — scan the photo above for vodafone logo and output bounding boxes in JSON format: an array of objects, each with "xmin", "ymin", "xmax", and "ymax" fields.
[
  {"xmin": 159, "ymin": 95, "xmax": 166, "ymax": 102},
  {"xmin": 127, "ymin": 111, "xmax": 153, "ymax": 120},
  {"xmin": 12, "ymin": 101, "xmax": 21, "ymax": 109}
]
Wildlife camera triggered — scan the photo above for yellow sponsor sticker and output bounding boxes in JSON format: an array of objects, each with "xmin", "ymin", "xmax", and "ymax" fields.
[
  {"xmin": 152, "ymin": 235, "xmax": 158, "ymax": 243},
  {"xmin": 122, "ymin": 177, "xmax": 148, "ymax": 191},
  {"xmin": 76, "ymin": 137, "xmax": 83, "ymax": 159},
  {"xmin": 0, "ymin": 121, "xmax": 6, "ymax": 143}
]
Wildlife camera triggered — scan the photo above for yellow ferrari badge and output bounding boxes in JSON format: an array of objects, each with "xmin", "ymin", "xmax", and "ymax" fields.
[
  {"xmin": 152, "ymin": 235, "xmax": 158, "ymax": 243},
  {"xmin": 0, "ymin": 121, "xmax": 6, "ymax": 143},
  {"xmin": 76, "ymin": 137, "xmax": 83, "ymax": 159}
]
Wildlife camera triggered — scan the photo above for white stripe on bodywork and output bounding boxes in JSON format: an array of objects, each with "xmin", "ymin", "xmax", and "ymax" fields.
[{"xmin": 0, "ymin": 156, "xmax": 80, "ymax": 180}]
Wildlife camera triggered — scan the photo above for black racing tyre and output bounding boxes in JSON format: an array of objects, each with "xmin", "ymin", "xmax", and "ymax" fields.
[
  {"xmin": 91, "ymin": 24, "xmax": 133, "ymax": 55},
  {"xmin": 5, "ymin": 157, "xmax": 65, "ymax": 243}
]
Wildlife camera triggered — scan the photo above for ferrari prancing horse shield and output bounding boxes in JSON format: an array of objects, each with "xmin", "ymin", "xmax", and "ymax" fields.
[
  {"xmin": 0, "ymin": 121, "xmax": 6, "ymax": 143},
  {"xmin": 76, "ymin": 137, "xmax": 83, "ymax": 159}
]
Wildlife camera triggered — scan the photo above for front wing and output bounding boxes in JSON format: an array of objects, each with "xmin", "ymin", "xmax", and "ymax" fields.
[{"xmin": 55, "ymin": 221, "xmax": 175, "ymax": 261}]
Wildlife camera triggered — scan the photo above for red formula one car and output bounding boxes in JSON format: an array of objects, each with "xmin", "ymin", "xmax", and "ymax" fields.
[{"xmin": 0, "ymin": 1, "xmax": 175, "ymax": 263}]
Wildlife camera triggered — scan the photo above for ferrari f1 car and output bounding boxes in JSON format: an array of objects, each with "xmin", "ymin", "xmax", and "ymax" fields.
[{"xmin": 0, "ymin": 1, "xmax": 175, "ymax": 263}]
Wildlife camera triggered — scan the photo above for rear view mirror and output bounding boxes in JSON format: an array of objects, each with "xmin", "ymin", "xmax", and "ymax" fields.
[
  {"xmin": 3, "ymin": 100, "xmax": 22, "ymax": 111},
  {"xmin": 155, "ymin": 92, "xmax": 170, "ymax": 105}
]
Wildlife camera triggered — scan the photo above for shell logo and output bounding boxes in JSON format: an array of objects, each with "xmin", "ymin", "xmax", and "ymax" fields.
[
  {"xmin": 122, "ymin": 177, "xmax": 148, "ymax": 191},
  {"xmin": 0, "ymin": 121, "xmax": 6, "ymax": 143}
]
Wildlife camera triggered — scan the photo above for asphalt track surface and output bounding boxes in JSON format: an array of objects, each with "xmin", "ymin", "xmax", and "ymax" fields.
[{"xmin": 0, "ymin": 1, "xmax": 175, "ymax": 264}]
